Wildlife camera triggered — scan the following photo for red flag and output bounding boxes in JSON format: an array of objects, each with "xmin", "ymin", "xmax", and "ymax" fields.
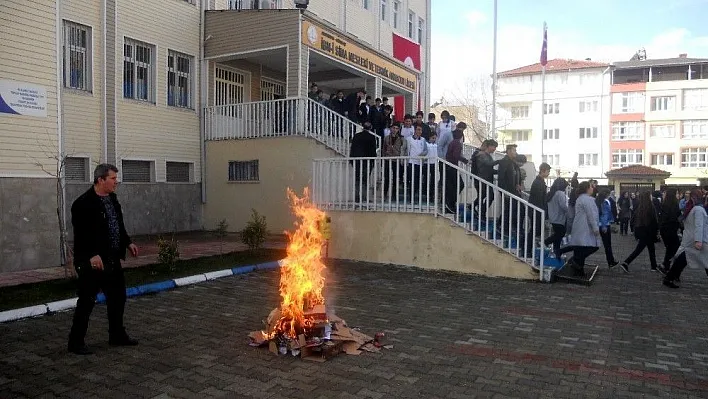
[
  {"xmin": 392, "ymin": 34, "xmax": 421, "ymax": 119},
  {"xmin": 540, "ymin": 22, "xmax": 548, "ymax": 67}
]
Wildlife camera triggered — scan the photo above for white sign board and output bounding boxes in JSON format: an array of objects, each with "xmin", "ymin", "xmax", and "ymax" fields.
[{"xmin": 0, "ymin": 80, "xmax": 48, "ymax": 117}]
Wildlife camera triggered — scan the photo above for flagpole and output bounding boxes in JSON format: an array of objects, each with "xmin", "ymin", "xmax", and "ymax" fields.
[
  {"xmin": 540, "ymin": 22, "xmax": 546, "ymax": 162},
  {"xmin": 491, "ymin": 0, "xmax": 498, "ymax": 139}
]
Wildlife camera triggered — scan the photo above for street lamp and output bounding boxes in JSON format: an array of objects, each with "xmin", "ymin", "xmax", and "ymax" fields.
[{"xmin": 294, "ymin": 0, "xmax": 309, "ymax": 9}]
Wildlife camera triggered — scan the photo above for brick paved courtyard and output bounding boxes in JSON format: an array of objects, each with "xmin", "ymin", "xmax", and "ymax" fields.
[{"xmin": 2, "ymin": 233, "xmax": 708, "ymax": 398}]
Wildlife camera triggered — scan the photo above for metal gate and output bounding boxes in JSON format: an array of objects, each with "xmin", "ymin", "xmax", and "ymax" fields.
[
  {"xmin": 214, "ymin": 65, "xmax": 246, "ymax": 116},
  {"xmin": 619, "ymin": 183, "xmax": 655, "ymax": 194}
]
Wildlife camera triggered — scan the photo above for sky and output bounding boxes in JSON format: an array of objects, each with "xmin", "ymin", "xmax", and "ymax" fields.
[{"xmin": 430, "ymin": 0, "xmax": 708, "ymax": 103}]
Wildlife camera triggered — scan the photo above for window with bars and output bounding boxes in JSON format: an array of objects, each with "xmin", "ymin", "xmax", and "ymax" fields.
[
  {"xmin": 167, "ymin": 50, "xmax": 193, "ymax": 108},
  {"xmin": 612, "ymin": 149, "xmax": 643, "ymax": 168},
  {"xmin": 166, "ymin": 162, "xmax": 192, "ymax": 183},
  {"xmin": 123, "ymin": 38, "xmax": 155, "ymax": 102},
  {"xmin": 63, "ymin": 21, "xmax": 92, "ymax": 91},
  {"xmin": 228, "ymin": 160, "xmax": 259, "ymax": 182},
  {"xmin": 681, "ymin": 147, "xmax": 708, "ymax": 168},
  {"xmin": 65, "ymin": 157, "xmax": 89, "ymax": 181},
  {"xmin": 578, "ymin": 153, "xmax": 599, "ymax": 167},
  {"xmin": 121, "ymin": 160, "xmax": 154, "ymax": 182},
  {"xmin": 260, "ymin": 79, "xmax": 285, "ymax": 101},
  {"xmin": 579, "ymin": 127, "xmax": 598, "ymax": 139}
]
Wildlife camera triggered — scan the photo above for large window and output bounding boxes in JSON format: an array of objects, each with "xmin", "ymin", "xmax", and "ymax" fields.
[
  {"xmin": 543, "ymin": 103, "xmax": 559, "ymax": 114},
  {"xmin": 363, "ymin": 0, "xmax": 369, "ymax": 9},
  {"xmin": 542, "ymin": 154, "xmax": 560, "ymax": 168},
  {"xmin": 381, "ymin": 0, "xmax": 387, "ymax": 21},
  {"xmin": 407, "ymin": 11, "xmax": 415, "ymax": 38},
  {"xmin": 417, "ymin": 17, "xmax": 424, "ymax": 43},
  {"xmin": 579, "ymin": 127, "xmax": 598, "ymax": 139},
  {"xmin": 611, "ymin": 122, "xmax": 643, "ymax": 141},
  {"xmin": 63, "ymin": 21, "xmax": 92, "ymax": 91},
  {"xmin": 510, "ymin": 106, "xmax": 529, "ymax": 119},
  {"xmin": 121, "ymin": 160, "xmax": 154, "ymax": 182},
  {"xmin": 392, "ymin": 1, "xmax": 400, "ymax": 29},
  {"xmin": 650, "ymin": 154, "xmax": 673, "ymax": 166},
  {"xmin": 650, "ymin": 96, "xmax": 675, "ymax": 112},
  {"xmin": 543, "ymin": 128, "xmax": 559, "ymax": 140},
  {"xmin": 682, "ymin": 120, "xmax": 708, "ymax": 139},
  {"xmin": 649, "ymin": 124, "xmax": 675, "ymax": 138},
  {"xmin": 167, "ymin": 50, "xmax": 193, "ymax": 108},
  {"xmin": 612, "ymin": 149, "xmax": 643, "ymax": 168},
  {"xmin": 229, "ymin": 160, "xmax": 259, "ymax": 182},
  {"xmin": 681, "ymin": 147, "xmax": 708, "ymax": 168},
  {"xmin": 509, "ymin": 130, "xmax": 530, "ymax": 142},
  {"xmin": 578, "ymin": 153, "xmax": 599, "ymax": 167},
  {"xmin": 683, "ymin": 88, "xmax": 708, "ymax": 111},
  {"xmin": 578, "ymin": 100, "xmax": 598, "ymax": 113},
  {"xmin": 123, "ymin": 38, "xmax": 155, "ymax": 102},
  {"xmin": 612, "ymin": 92, "xmax": 644, "ymax": 113}
]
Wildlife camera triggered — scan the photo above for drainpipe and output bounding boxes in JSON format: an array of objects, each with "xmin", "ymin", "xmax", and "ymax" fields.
[
  {"xmin": 599, "ymin": 65, "xmax": 610, "ymax": 179},
  {"xmin": 55, "ymin": 0, "xmax": 67, "ymax": 267},
  {"xmin": 199, "ymin": 0, "xmax": 207, "ymax": 204},
  {"xmin": 102, "ymin": 0, "xmax": 108, "ymax": 162}
]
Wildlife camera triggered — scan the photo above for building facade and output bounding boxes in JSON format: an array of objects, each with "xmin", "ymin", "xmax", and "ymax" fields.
[
  {"xmin": 0, "ymin": 0, "xmax": 431, "ymax": 273},
  {"xmin": 610, "ymin": 56, "xmax": 708, "ymax": 185},
  {"xmin": 496, "ymin": 59, "xmax": 612, "ymax": 179}
]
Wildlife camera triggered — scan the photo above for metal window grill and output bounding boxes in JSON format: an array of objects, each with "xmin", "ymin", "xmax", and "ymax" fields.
[
  {"xmin": 121, "ymin": 160, "xmax": 152, "ymax": 182},
  {"xmin": 228, "ymin": 160, "xmax": 259, "ymax": 182},
  {"xmin": 65, "ymin": 157, "xmax": 88, "ymax": 181},
  {"xmin": 166, "ymin": 162, "xmax": 191, "ymax": 183}
]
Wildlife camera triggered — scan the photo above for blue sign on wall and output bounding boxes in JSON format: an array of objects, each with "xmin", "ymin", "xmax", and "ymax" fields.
[{"xmin": 0, "ymin": 80, "xmax": 48, "ymax": 117}]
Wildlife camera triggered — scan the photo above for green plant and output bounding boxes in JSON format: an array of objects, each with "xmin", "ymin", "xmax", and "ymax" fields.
[
  {"xmin": 214, "ymin": 219, "xmax": 229, "ymax": 254},
  {"xmin": 157, "ymin": 235, "xmax": 180, "ymax": 271},
  {"xmin": 242, "ymin": 209, "xmax": 268, "ymax": 252}
]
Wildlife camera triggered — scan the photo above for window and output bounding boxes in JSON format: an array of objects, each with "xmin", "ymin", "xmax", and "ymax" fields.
[
  {"xmin": 650, "ymin": 154, "xmax": 673, "ymax": 166},
  {"xmin": 682, "ymin": 120, "xmax": 708, "ymax": 139},
  {"xmin": 417, "ymin": 17, "xmax": 424, "ymax": 43},
  {"xmin": 578, "ymin": 154, "xmax": 599, "ymax": 167},
  {"xmin": 407, "ymin": 11, "xmax": 415, "ymax": 38},
  {"xmin": 63, "ymin": 21, "xmax": 92, "ymax": 91},
  {"xmin": 65, "ymin": 157, "xmax": 89, "ymax": 181},
  {"xmin": 182, "ymin": 0, "xmax": 196, "ymax": 4},
  {"xmin": 166, "ymin": 162, "xmax": 192, "ymax": 183},
  {"xmin": 260, "ymin": 79, "xmax": 285, "ymax": 101},
  {"xmin": 543, "ymin": 103, "xmax": 559, "ymax": 114},
  {"xmin": 681, "ymin": 147, "xmax": 708, "ymax": 168},
  {"xmin": 683, "ymin": 88, "xmax": 708, "ymax": 111},
  {"xmin": 612, "ymin": 149, "xmax": 643, "ymax": 168},
  {"xmin": 121, "ymin": 160, "xmax": 154, "ymax": 182},
  {"xmin": 228, "ymin": 160, "xmax": 259, "ymax": 182},
  {"xmin": 578, "ymin": 100, "xmax": 598, "ymax": 113},
  {"xmin": 650, "ymin": 96, "xmax": 675, "ymax": 112},
  {"xmin": 510, "ymin": 106, "xmax": 529, "ymax": 119},
  {"xmin": 123, "ymin": 38, "xmax": 155, "ymax": 102},
  {"xmin": 649, "ymin": 124, "xmax": 675, "ymax": 138},
  {"xmin": 381, "ymin": 0, "xmax": 387, "ymax": 21},
  {"xmin": 543, "ymin": 128, "xmax": 559, "ymax": 140},
  {"xmin": 167, "ymin": 50, "xmax": 193, "ymax": 108},
  {"xmin": 228, "ymin": 0, "xmax": 243, "ymax": 8},
  {"xmin": 542, "ymin": 154, "xmax": 560, "ymax": 167},
  {"xmin": 611, "ymin": 122, "xmax": 643, "ymax": 140},
  {"xmin": 509, "ymin": 130, "xmax": 530, "ymax": 141},
  {"xmin": 363, "ymin": 0, "xmax": 369, "ymax": 9},
  {"xmin": 612, "ymin": 92, "xmax": 644, "ymax": 113},
  {"xmin": 392, "ymin": 1, "xmax": 400, "ymax": 29},
  {"xmin": 579, "ymin": 127, "xmax": 598, "ymax": 139},
  {"xmin": 228, "ymin": 0, "xmax": 281, "ymax": 8}
]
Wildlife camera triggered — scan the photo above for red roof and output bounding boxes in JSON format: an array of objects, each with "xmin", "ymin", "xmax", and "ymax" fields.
[
  {"xmin": 498, "ymin": 59, "xmax": 609, "ymax": 77},
  {"xmin": 605, "ymin": 165, "xmax": 672, "ymax": 177}
]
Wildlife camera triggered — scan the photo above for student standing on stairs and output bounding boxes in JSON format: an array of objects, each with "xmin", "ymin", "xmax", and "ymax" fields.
[
  {"xmin": 527, "ymin": 163, "xmax": 552, "ymax": 256},
  {"xmin": 443, "ymin": 127, "xmax": 468, "ymax": 213},
  {"xmin": 473, "ymin": 139, "xmax": 499, "ymax": 220}
]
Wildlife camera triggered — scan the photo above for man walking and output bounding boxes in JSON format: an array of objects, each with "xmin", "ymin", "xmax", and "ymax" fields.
[
  {"xmin": 474, "ymin": 139, "xmax": 499, "ymax": 219},
  {"xmin": 350, "ymin": 122, "xmax": 379, "ymax": 202},
  {"xmin": 68, "ymin": 164, "xmax": 139, "ymax": 355}
]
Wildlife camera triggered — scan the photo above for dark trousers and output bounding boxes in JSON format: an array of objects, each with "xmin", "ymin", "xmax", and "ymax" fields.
[
  {"xmin": 353, "ymin": 160, "xmax": 371, "ymax": 202},
  {"xmin": 69, "ymin": 261, "xmax": 127, "ymax": 345},
  {"xmin": 665, "ymin": 252, "xmax": 688, "ymax": 281},
  {"xmin": 544, "ymin": 223, "xmax": 566, "ymax": 257},
  {"xmin": 623, "ymin": 228, "xmax": 658, "ymax": 269},
  {"xmin": 407, "ymin": 163, "xmax": 424, "ymax": 200},
  {"xmin": 660, "ymin": 226, "xmax": 680, "ymax": 267},
  {"xmin": 475, "ymin": 180, "xmax": 494, "ymax": 218},
  {"xmin": 600, "ymin": 228, "xmax": 617, "ymax": 265},
  {"xmin": 573, "ymin": 246, "xmax": 599, "ymax": 269},
  {"xmin": 619, "ymin": 217, "xmax": 630, "ymax": 235},
  {"xmin": 444, "ymin": 164, "xmax": 463, "ymax": 212},
  {"xmin": 499, "ymin": 195, "xmax": 522, "ymax": 238},
  {"xmin": 383, "ymin": 161, "xmax": 400, "ymax": 199}
]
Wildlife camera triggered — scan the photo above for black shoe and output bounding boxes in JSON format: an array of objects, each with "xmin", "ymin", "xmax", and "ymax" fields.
[
  {"xmin": 620, "ymin": 262, "xmax": 629, "ymax": 273},
  {"xmin": 608, "ymin": 261, "xmax": 619, "ymax": 269},
  {"xmin": 650, "ymin": 267, "xmax": 658, "ymax": 272},
  {"xmin": 663, "ymin": 279, "xmax": 679, "ymax": 289},
  {"xmin": 68, "ymin": 343, "xmax": 93, "ymax": 355},
  {"xmin": 109, "ymin": 335, "xmax": 139, "ymax": 346}
]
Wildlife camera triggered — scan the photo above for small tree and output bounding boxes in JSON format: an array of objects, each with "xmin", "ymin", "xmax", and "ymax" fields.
[
  {"xmin": 241, "ymin": 209, "xmax": 268, "ymax": 252},
  {"xmin": 213, "ymin": 219, "xmax": 229, "ymax": 255},
  {"xmin": 157, "ymin": 235, "xmax": 180, "ymax": 271}
]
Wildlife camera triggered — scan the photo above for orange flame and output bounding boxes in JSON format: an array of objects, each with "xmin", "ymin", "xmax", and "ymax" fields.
[{"xmin": 276, "ymin": 187, "xmax": 328, "ymax": 338}]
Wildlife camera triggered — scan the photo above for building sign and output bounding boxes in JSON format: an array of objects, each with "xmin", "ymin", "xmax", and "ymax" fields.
[
  {"xmin": 301, "ymin": 20, "xmax": 417, "ymax": 92},
  {"xmin": 0, "ymin": 80, "xmax": 48, "ymax": 117}
]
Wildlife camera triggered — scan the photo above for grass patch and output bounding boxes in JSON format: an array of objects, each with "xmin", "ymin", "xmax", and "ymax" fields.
[{"xmin": 0, "ymin": 248, "xmax": 285, "ymax": 312}]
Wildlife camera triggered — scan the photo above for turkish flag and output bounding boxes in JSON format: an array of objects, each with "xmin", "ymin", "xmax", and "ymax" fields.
[{"xmin": 392, "ymin": 34, "xmax": 420, "ymax": 121}]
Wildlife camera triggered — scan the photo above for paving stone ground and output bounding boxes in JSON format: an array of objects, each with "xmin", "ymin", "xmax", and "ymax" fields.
[{"xmin": 2, "ymin": 232, "xmax": 708, "ymax": 398}]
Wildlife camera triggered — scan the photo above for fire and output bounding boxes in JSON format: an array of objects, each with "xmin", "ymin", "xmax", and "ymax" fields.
[{"xmin": 274, "ymin": 187, "xmax": 327, "ymax": 338}]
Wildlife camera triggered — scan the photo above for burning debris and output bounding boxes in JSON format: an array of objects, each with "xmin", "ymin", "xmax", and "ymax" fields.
[{"xmin": 247, "ymin": 188, "xmax": 385, "ymax": 361}]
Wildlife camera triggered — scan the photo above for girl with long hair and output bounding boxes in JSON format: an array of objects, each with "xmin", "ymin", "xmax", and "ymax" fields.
[
  {"xmin": 596, "ymin": 189, "xmax": 618, "ymax": 268},
  {"xmin": 663, "ymin": 189, "xmax": 708, "ymax": 288},
  {"xmin": 618, "ymin": 191, "xmax": 659, "ymax": 272},
  {"xmin": 544, "ymin": 177, "xmax": 569, "ymax": 258},
  {"xmin": 617, "ymin": 192, "xmax": 632, "ymax": 235},
  {"xmin": 659, "ymin": 188, "xmax": 681, "ymax": 271}
]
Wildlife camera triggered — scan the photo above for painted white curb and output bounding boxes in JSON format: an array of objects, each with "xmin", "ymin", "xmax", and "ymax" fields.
[
  {"xmin": 173, "ymin": 274, "xmax": 208, "ymax": 287},
  {"xmin": 0, "ymin": 305, "xmax": 48, "ymax": 323},
  {"xmin": 46, "ymin": 298, "xmax": 79, "ymax": 313},
  {"xmin": 204, "ymin": 269, "xmax": 233, "ymax": 280}
]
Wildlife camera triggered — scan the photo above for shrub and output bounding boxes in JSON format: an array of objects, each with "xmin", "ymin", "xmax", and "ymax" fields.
[
  {"xmin": 157, "ymin": 235, "xmax": 180, "ymax": 271},
  {"xmin": 242, "ymin": 209, "xmax": 268, "ymax": 252}
]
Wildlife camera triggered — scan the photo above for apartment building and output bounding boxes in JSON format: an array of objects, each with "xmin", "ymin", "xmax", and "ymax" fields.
[
  {"xmin": 610, "ymin": 55, "xmax": 708, "ymax": 185},
  {"xmin": 496, "ymin": 59, "xmax": 612, "ymax": 179},
  {"xmin": 0, "ymin": 0, "xmax": 430, "ymax": 273}
]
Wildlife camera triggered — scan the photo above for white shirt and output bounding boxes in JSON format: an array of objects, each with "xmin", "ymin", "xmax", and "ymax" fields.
[
  {"xmin": 436, "ymin": 120, "xmax": 455, "ymax": 137},
  {"xmin": 401, "ymin": 126, "xmax": 414, "ymax": 138},
  {"xmin": 427, "ymin": 143, "xmax": 438, "ymax": 164},
  {"xmin": 406, "ymin": 136, "xmax": 428, "ymax": 165}
]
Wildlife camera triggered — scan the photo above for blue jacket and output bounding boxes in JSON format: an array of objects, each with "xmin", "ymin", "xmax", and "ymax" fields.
[{"xmin": 599, "ymin": 199, "xmax": 614, "ymax": 228}]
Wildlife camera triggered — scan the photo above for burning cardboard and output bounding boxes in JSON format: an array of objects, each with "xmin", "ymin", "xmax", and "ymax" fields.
[{"xmin": 247, "ymin": 188, "xmax": 378, "ymax": 361}]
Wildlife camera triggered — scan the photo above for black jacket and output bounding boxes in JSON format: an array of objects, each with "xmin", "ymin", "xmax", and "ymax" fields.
[
  {"xmin": 71, "ymin": 187, "xmax": 132, "ymax": 265},
  {"xmin": 497, "ymin": 156, "xmax": 521, "ymax": 194},
  {"xmin": 529, "ymin": 176, "xmax": 548, "ymax": 213},
  {"xmin": 350, "ymin": 130, "xmax": 378, "ymax": 158},
  {"xmin": 474, "ymin": 151, "xmax": 497, "ymax": 183}
]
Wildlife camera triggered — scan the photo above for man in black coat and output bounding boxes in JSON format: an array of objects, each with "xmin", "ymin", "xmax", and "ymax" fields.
[
  {"xmin": 350, "ymin": 122, "xmax": 379, "ymax": 202},
  {"xmin": 473, "ymin": 139, "xmax": 499, "ymax": 219},
  {"xmin": 67, "ymin": 164, "xmax": 139, "ymax": 355},
  {"xmin": 497, "ymin": 144, "xmax": 523, "ymax": 237}
]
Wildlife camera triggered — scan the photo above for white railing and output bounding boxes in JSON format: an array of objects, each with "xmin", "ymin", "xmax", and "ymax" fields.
[
  {"xmin": 204, "ymin": 97, "xmax": 380, "ymax": 157},
  {"xmin": 311, "ymin": 156, "xmax": 547, "ymax": 280}
]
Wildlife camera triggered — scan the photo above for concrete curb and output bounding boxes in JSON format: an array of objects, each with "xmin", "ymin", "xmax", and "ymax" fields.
[{"xmin": 0, "ymin": 259, "xmax": 284, "ymax": 324}]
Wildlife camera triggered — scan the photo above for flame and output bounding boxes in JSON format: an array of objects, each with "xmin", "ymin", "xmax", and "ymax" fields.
[{"xmin": 275, "ymin": 187, "xmax": 328, "ymax": 338}]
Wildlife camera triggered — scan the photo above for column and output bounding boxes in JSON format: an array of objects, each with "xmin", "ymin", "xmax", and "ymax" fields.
[
  {"xmin": 403, "ymin": 93, "xmax": 415, "ymax": 116},
  {"xmin": 364, "ymin": 77, "xmax": 382, "ymax": 100}
]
